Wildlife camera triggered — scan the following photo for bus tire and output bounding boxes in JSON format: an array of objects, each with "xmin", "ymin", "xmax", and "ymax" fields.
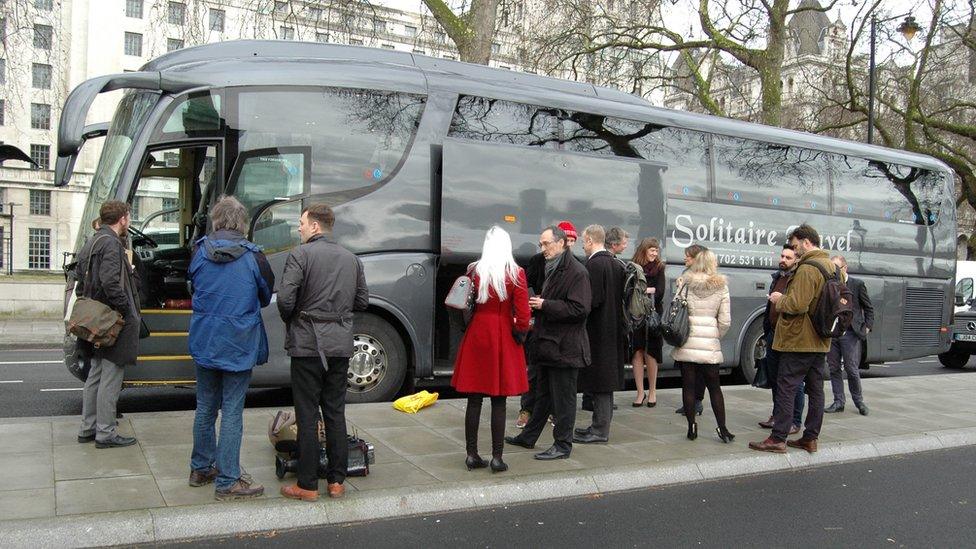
[
  {"xmin": 938, "ymin": 349, "xmax": 970, "ymax": 369},
  {"xmin": 737, "ymin": 319, "xmax": 766, "ymax": 384},
  {"xmin": 347, "ymin": 313, "xmax": 408, "ymax": 403}
]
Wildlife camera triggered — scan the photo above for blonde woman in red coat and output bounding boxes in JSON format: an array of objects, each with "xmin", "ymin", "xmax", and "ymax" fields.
[{"xmin": 451, "ymin": 226, "xmax": 530, "ymax": 473}]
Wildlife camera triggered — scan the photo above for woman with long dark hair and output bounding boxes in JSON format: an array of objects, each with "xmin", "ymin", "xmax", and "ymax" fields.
[
  {"xmin": 451, "ymin": 226, "xmax": 530, "ymax": 473},
  {"xmin": 630, "ymin": 237, "xmax": 665, "ymax": 407}
]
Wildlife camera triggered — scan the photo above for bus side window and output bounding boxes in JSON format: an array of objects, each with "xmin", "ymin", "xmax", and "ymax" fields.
[
  {"xmin": 251, "ymin": 200, "xmax": 302, "ymax": 255},
  {"xmin": 228, "ymin": 149, "xmax": 308, "ymax": 255}
]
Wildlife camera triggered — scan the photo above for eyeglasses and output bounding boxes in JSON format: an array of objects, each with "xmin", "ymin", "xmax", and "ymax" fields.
[{"xmin": 538, "ymin": 240, "xmax": 553, "ymax": 249}]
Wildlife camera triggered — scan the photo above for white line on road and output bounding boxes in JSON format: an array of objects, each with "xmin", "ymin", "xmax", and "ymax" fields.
[
  {"xmin": 873, "ymin": 364, "xmax": 890, "ymax": 368},
  {"xmin": 0, "ymin": 361, "xmax": 63, "ymax": 366},
  {"xmin": 884, "ymin": 362, "xmax": 902, "ymax": 365},
  {"xmin": 919, "ymin": 360, "xmax": 937, "ymax": 363},
  {"xmin": 0, "ymin": 380, "xmax": 24, "ymax": 383},
  {"xmin": 40, "ymin": 387, "xmax": 83, "ymax": 392}
]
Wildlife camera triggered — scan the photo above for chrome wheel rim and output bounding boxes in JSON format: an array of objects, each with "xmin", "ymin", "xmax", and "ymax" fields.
[
  {"xmin": 348, "ymin": 334, "xmax": 387, "ymax": 393},
  {"xmin": 754, "ymin": 333, "xmax": 767, "ymax": 362}
]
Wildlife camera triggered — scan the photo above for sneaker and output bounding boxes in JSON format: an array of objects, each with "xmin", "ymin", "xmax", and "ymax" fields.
[
  {"xmin": 95, "ymin": 434, "xmax": 137, "ymax": 449},
  {"xmin": 188, "ymin": 466, "xmax": 218, "ymax": 487},
  {"xmin": 215, "ymin": 478, "xmax": 264, "ymax": 501},
  {"xmin": 857, "ymin": 403, "xmax": 869, "ymax": 416},
  {"xmin": 515, "ymin": 411, "xmax": 530, "ymax": 429}
]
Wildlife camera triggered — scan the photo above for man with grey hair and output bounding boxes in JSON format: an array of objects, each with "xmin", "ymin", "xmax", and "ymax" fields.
[
  {"xmin": 605, "ymin": 227, "xmax": 630, "ymax": 256},
  {"xmin": 188, "ymin": 195, "xmax": 275, "ymax": 500},
  {"xmin": 506, "ymin": 224, "xmax": 592, "ymax": 460},
  {"xmin": 576, "ymin": 224, "xmax": 626, "ymax": 443}
]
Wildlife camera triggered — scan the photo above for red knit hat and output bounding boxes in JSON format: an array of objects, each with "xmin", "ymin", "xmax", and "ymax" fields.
[{"xmin": 557, "ymin": 220, "xmax": 578, "ymax": 241}]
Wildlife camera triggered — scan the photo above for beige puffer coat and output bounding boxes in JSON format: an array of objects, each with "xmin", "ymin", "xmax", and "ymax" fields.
[{"xmin": 670, "ymin": 272, "xmax": 731, "ymax": 365}]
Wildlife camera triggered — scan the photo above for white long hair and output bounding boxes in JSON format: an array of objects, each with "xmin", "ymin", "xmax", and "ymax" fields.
[{"xmin": 474, "ymin": 226, "xmax": 522, "ymax": 303}]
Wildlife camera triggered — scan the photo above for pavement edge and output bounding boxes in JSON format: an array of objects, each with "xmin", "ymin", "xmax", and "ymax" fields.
[{"xmin": 2, "ymin": 426, "xmax": 975, "ymax": 547}]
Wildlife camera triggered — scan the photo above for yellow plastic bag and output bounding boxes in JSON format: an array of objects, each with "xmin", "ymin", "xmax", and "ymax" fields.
[{"xmin": 392, "ymin": 390, "xmax": 439, "ymax": 414}]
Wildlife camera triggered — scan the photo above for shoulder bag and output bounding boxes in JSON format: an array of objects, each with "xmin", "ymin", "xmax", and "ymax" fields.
[
  {"xmin": 67, "ymin": 235, "xmax": 126, "ymax": 348},
  {"xmin": 660, "ymin": 283, "xmax": 691, "ymax": 348},
  {"xmin": 444, "ymin": 265, "xmax": 477, "ymax": 329}
]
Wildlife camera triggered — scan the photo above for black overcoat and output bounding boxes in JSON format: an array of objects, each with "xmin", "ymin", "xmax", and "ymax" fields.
[
  {"xmin": 580, "ymin": 251, "xmax": 627, "ymax": 392},
  {"xmin": 530, "ymin": 248, "xmax": 592, "ymax": 368},
  {"xmin": 75, "ymin": 226, "xmax": 141, "ymax": 365}
]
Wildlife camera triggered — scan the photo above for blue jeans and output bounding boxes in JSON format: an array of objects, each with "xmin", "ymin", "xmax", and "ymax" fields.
[
  {"xmin": 191, "ymin": 365, "xmax": 252, "ymax": 490},
  {"xmin": 766, "ymin": 332, "xmax": 805, "ymax": 427}
]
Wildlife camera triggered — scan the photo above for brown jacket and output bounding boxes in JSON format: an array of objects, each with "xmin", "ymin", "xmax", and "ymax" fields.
[{"xmin": 772, "ymin": 249, "xmax": 835, "ymax": 353}]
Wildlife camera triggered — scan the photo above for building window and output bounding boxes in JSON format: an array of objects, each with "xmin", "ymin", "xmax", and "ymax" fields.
[
  {"xmin": 0, "ymin": 58, "xmax": 6, "ymax": 85},
  {"xmin": 34, "ymin": 0, "xmax": 53, "ymax": 10},
  {"xmin": 167, "ymin": 38, "xmax": 184, "ymax": 51},
  {"xmin": 373, "ymin": 19, "xmax": 386, "ymax": 33},
  {"xmin": 435, "ymin": 31, "xmax": 446, "ymax": 43},
  {"xmin": 168, "ymin": 2, "xmax": 185, "ymax": 25},
  {"xmin": 209, "ymin": 8, "xmax": 224, "ymax": 31},
  {"xmin": 34, "ymin": 24, "xmax": 53, "ymax": 50},
  {"xmin": 274, "ymin": 1, "xmax": 288, "ymax": 14},
  {"xmin": 162, "ymin": 197, "xmax": 179, "ymax": 222},
  {"xmin": 28, "ymin": 228, "xmax": 51, "ymax": 270},
  {"xmin": 124, "ymin": 32, "xmax": 142, "ymax": 56},
  {"xmin": 308, "ymin": 7, "xmax": 322, "ymax": 20},
  {"xmin": 29, "ymin": 189, "xmax": 51, "ymax": 216},
  {"xmin": 443, "ymin": 54, "xmax": 456, "ymax": 60},
  {"xmin": 349, "ymin": 37, "xmax": 363, "ymax": 45},
  {"xmin": 412, "ymin": 49, "xmax": 424, "ymax": 55},
  {"xmin": 381, "ymin": 43, "xmax": 394, "ymax": 50},
  {"xmin": 31, "ymin": 103, "xmax": 51, "ymax": 130},
  {"xmin": 0, "ymin": 99, "xmax": 5, "ymax": 126},
  {"xmin": 404, "ymin": 25, "xmax": 417, "ymax": 38},
  {"xmin": 491, "ymin": 42, "xmax": 500, "ymax": 54},
  {"xmin": 280, "ymin": 26, "xmax": 294, "ymax": 40},
  {"xmin": 30, "ymin": 144, "xmax": 50, "ymax": 169},
  {"xmin": 125, "ymin": 0, "xmax": 143, "ymax": 18},
  {"xmin": 32, "ymin": 63, "xmax": 52, "ymax": 89},
  {"xmin": 315, "ymin": 32, "xmax": 329, "ymax": 43}
]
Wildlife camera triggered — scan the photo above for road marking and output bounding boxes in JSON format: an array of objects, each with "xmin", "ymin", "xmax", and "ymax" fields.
[
  {"xmin": 0, "ymin": 360, "xmax": 63, "ymax": 366},
  {"xmin": 40, "ymin": 387, "xmax": 83, "ymax": 392},
  {"xmin": 873, "ymin": 364, "xmax": 890, "ymax": 368},
  {"xmin": 0, "ymin": 380, "xmax": 24, "ymax": 383},
  {"xmin": 884, "ymin": 362, "xmax": 902, "ymax": 365},
  {"xmin": 919, "ymin": 360, "xmax": 937, "ymax": 363}
]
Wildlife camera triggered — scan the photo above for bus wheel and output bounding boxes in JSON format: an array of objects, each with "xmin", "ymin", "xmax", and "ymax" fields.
[
  {"xmin": 347, "ymin": 314, "xmax": 408, "ymax": 403},
  {"xmin": 938, "ymin": 350, "xmax": 970, "ymax": 369},
  {"xmin": 737, "ymin": 320, "xmax": 766, "ymax": 384}
]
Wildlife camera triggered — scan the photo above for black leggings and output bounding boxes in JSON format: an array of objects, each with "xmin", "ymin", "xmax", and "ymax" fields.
[
  {"xmin": 678, "ymin": 362, "xmax": 727, "ymax": 432},
  {"xmin": 465, "ymin": 395, "xmax": 507, "ymax": 459}
]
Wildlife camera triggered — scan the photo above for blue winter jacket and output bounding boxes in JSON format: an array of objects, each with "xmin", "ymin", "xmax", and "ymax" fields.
[{"xmin": 188, "ymin": 230, "xmax": 275, "ymax": 372}]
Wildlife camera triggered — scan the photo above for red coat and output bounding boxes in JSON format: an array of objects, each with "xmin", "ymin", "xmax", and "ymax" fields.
[{"xmin": 451, "ymin": 268, "xmax": 530, "ymax": 396}]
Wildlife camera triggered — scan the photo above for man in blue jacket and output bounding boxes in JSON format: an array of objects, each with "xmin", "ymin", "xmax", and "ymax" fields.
[{"xmin": 187, "ymin": 196, "xmax": 274, "ymax": 501}]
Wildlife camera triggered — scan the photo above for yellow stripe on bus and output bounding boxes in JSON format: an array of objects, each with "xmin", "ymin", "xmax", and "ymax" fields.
[
  {"xmin": 141, "ymin": 309, "xmax": 192, "ymax": 314},
  {"xmin": 149, "ymin": 332, "xmax": 189, "ymax": 337},
  {"xmin": 137, "ymin": 355, "xmax": 193, "ymax": 361}
]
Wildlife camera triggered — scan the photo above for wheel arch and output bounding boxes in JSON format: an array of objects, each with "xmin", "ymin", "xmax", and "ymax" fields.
[
  {"xmin": 733, "ymin": 306, "xmax": 767, "ymax": 365},
  {"xmin": 363, "ymin": 297, "xmax": 421, "ymax": 378}
]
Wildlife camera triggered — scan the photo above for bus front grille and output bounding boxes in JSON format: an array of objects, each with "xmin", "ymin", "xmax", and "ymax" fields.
[{"xmin": 901, "ymin": 287, "xmax": 945, "ymax": 348}]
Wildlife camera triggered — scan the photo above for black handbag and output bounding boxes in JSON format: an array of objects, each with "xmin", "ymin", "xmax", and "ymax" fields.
[
  {"xmin": 752, "ymin": 356, "xmax": 772, "ymax": 389},
  {"xmin": 660, "ymin": 284, "xmax": 691, "ymax": 348},
  {"xmin": 644, "ymin": 308, "xmax": 662, "ymax": 337}
]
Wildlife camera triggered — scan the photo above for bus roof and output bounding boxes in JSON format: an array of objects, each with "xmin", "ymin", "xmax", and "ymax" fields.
[{"xmin": 141, "ymin": 40, "xmax": 949, "ymax": 173}]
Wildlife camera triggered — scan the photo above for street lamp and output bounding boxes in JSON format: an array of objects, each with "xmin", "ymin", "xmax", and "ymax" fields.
[{"xmin": 867, "ymin": 13, "xmax": 922, "ymax": 144}]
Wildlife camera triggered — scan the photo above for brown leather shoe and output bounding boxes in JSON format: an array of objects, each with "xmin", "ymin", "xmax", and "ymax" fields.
[
  {"xmin": 189, "ymin": 466, "xmax": 219, "ymax": 487},
  {"xmin": 281, "ymin": 484, "xmax": 319, "ymax": 502},
  {"xmin": 215, "ymin": 478, "xmax": 264, "ymax": 501},
  {"xmin": 787, "ymin": 437, "xmax": 818, "ymax": 453},
  {"xmin": 757, "ymin": 416, "xmax": 774, "ymax": 429},
  {"xmin": 327, "ymin": 482, "xmax": 345, "ymax": 499},
  {"xmin": 748, "ymin": 436, "xmax": 787, "ymax": 453}
]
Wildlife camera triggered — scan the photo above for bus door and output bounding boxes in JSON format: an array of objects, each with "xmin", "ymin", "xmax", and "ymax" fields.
[{"xmin": 127, "ymin": 143, "xmax": 219, "ymax": 382}]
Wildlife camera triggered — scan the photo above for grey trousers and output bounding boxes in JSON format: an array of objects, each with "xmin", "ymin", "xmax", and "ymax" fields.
[
  {"xmin": 588, "ymin": 392, "xmax": 614, "ymax": 438},
  {"xmin": 79, "ymin": 357, "xmax": 125, "ymax": 441},
  {"xmin": 827, "ymin": 331, "xmax": 864, "ymax": 406}
]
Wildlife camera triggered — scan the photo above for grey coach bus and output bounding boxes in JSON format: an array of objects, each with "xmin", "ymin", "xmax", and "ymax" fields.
[{"xmin": 56, "ymin": 41, "xmax": 956, "ymax": 402}]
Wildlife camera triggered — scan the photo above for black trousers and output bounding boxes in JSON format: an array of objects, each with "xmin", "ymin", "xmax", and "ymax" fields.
[
  {"xmin": 519, "ymin": 350, "xmax": 538, "ymax": 413},
  {"xmin": 771, "ymin": 352, "xmax": 826, "ymax": 442},
  {"xmin": 519, "ymin": 364, "xmax": 579, "ymax": 453},
  {"xmin": 291, "ymin": 355, "xmax": 349, "ymax": 490}
]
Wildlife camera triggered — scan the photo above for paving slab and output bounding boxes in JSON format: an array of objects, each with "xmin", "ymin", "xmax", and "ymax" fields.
[{"xmin": 1, "ymin": 373, "xmax": 976, "ymax": 546}]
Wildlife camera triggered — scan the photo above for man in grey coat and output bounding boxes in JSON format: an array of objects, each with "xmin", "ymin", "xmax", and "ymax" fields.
[
  {"xmin": 75, "ymin": 200, "xmax": 140, "ymax": 449},
  {"xmin": 277, "ymin": 203, "xmax": 369, "ymax": 502},
  {"xmin": 826, "ymin": 255, "xmax": 874, "ymax": 416}
]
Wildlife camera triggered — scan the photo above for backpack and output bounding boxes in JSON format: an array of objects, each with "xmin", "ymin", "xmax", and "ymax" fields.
[
  {"xmin": 798, "ymin": 259, "xmax": 853, "ymax": 338},
  {"xmin": 619, "ymin": 259, "xmax": 653, "ymax": 331}
]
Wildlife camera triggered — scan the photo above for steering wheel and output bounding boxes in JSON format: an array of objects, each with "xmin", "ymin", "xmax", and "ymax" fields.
[{"xmin": 128, "ymin": 225, "xmax": 158, "ymax": 249}]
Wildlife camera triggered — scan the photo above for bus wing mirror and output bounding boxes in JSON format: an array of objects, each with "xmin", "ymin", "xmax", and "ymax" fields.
[{"xmin": 54, "ymin": 122, "xmax": 111, "ymax": 187}]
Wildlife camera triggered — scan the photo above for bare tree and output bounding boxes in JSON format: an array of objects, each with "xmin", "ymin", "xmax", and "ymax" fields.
[{"xmin": 419, "ymin": 0, "xmax": 501, "ymax": 64}]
